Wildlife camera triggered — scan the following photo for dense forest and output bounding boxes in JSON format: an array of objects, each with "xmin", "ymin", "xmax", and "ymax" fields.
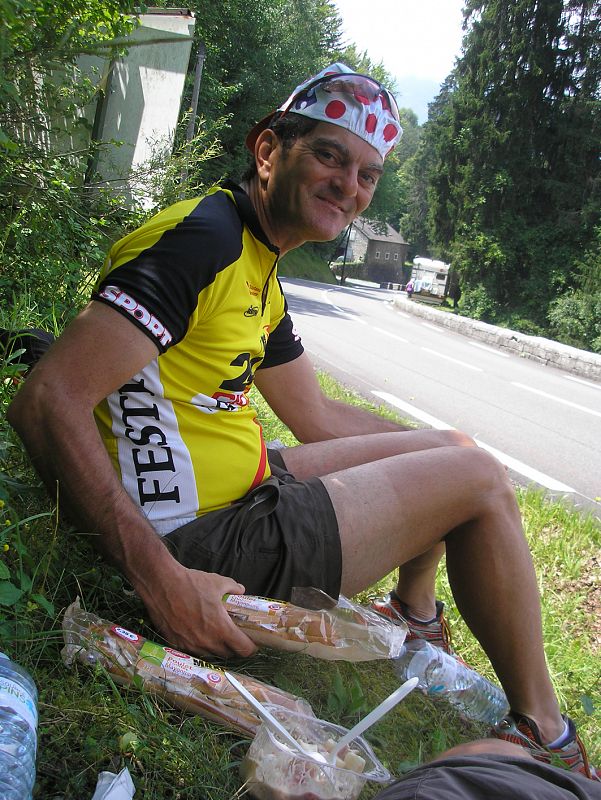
[
  {"xmin": 1, "ymin": 0, "xmax": 599, "ymax": 350},
  {"xmin": 401, "ymin": 0, "xmax": 601, "ymax": 346}
]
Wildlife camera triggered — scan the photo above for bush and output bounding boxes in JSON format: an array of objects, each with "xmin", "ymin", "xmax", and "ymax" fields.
[
  {"xmin": 502, "ymin": 315, "xmax": 545, "ymax": 337},
  {"xmin": 547, "ymin": 290, "xmax": 601, "ymax": 353},
  {"xmin": 0, "ymin": 148, "xmax": 136, "ymax": 325},
  {"xmin": 459, "ymin": 283, "xmax": 501, "ymax": 322}
]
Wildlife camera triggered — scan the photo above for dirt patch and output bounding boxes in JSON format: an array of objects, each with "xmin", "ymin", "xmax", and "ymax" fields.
[{"xmin": 573, "ymin": 553, "xmax": 601, "ymax": 653}]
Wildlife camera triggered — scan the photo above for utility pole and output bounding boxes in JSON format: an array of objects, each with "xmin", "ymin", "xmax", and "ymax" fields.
[
  {"xmin": 186, "ymin": 41, "xmax": 206, "ymax": 144},
  {"xmin": 339, "ymin": 223, "xmax": 353, "ymax": 286},
  {"xmin": 180, "ymin": 41, "xmax": 206, "ymax": 194}
]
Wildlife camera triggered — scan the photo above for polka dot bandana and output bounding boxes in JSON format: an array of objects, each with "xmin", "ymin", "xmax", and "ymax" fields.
[{"xmin": 246, "ymin": 62, "xmax": 402, "ymax": 160}]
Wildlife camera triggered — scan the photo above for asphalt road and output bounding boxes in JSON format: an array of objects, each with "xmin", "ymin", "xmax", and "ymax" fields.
[{"xmin": 280, "ymin": 277, "xmax": 601, "ymax": 519}]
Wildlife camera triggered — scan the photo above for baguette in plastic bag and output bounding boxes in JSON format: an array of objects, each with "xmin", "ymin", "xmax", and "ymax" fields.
[
  {"xmin": 61, "ymin": 599, "xmax": 314, "ymax": 737},
  {"xmin": 223, "ymin": 588, "xmax": 407, "ymax": 661}
]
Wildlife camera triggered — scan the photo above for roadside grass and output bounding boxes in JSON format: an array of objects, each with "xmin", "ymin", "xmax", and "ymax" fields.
[
  {"xmin": 0, "ymin": 363, "xmax": 599, "ymax": 798},
  {"xmin": 278, "ymin": 244, "xmax": 337, "ymax": 284}
]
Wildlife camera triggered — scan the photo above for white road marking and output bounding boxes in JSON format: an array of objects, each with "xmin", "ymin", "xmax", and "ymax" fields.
[
  {"xmin": 322, "ymin": 290, "xmax": 367, "ymax": 323},
  {"xmin": 474, "ymin": 440, "xmax": 576, "ymax": 493},
  {"xmin": 469, "ymin": 341, "xmax": 510, "ymax": 358},
  {"xmin": 371, "ymin": 392, "xmax": 454, "ymax": 430},
  {"xmin": 421, "ymin": 347, "xmax": 483, "ymax": 372},
  {"xmin": 372, "ymin": 390, "xmax": 576, "ymax": 493},
  {"xmin": 373, "ymin": 327, "xmax": 409, "ymax": 343},
  {"xmin": 563, "ymin": 374, "xmax": 601, "ymax": 391},
  {"xmin": 422, "ymin": 322, "xmax": 444, "ymax": 332},
  {"xmin": 322, "ymin": 289, "xmax": 351, "ymax": 316},
  {"xmin": 512, "ymin": 382, "xmax": 601, "ymax": 419}
]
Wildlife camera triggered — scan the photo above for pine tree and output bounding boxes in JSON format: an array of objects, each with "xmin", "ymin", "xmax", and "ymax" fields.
[{"xmin": 421, "ymin": 0, "xmax": 600, "ymax": 323}]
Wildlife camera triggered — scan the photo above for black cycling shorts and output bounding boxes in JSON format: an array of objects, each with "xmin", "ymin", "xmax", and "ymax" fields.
[{"xmin": 163, "ymin": 449, "xmax": 342, "ymax": 600}]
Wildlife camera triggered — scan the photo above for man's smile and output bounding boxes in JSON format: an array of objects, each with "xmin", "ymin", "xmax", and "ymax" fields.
[{"xmin": 316, "ymin": 194, "xmax": 350, "ymax": 214}]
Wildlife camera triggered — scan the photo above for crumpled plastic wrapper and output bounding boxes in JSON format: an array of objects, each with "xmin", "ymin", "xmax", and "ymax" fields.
[
  {"xmin": 61, "ymin": 599, "xmax": 314, "ymax": 738},
  {"xmin": 224, "ymin": 588, "xmax": 407, "ymax": 661},
  {"xmin": 91, "ymin": 767, "xmax": 135, "ymax": 800}
]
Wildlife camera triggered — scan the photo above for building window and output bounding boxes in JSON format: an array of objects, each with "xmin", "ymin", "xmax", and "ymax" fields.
[
  {"xmin": 393, "ymin": 253, "xmax": 399, "ymax": 261},
  {"xmin": 375, "ymin": 250, "xmax": 380, "ymax": 259},
  {"xmin": 385, "ymin": 252, "xmax": 390, "ymax": 260}
]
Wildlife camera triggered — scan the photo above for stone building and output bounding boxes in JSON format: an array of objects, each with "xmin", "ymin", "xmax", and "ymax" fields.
[{"xmin": 343, "ymin": 217, "xmax": 408, "ymax": 284}]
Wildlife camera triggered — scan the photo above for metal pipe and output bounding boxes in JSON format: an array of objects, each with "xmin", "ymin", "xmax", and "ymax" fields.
[{"xmin": 186, "ymin": 41, "xmax": 206, "ymax": 143}]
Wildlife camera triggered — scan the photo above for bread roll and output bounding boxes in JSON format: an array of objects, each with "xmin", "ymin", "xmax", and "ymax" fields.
[
  {"xmin": 61, "ymin": 599, "xmax": 314, "ymax": 737},
  {"xmin": 223, "ymin": 593, "xmax": 407, "ymax": 661}
]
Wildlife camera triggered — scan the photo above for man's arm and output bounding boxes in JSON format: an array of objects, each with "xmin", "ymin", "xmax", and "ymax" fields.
[
  {"xmin": 7, "ymin": 302, "xmax": 256, "ymax": 658},
  {"xmin": 254, "ymin": 352, "xmax": 413, "ymax": 442}
]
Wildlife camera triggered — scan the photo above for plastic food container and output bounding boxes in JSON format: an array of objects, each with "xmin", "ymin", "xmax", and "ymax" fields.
[{"xmin": 240, "ymin": 705, "xmax": 391, "ymax": 800}]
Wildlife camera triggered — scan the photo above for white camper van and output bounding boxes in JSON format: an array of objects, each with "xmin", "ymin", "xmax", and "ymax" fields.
[{"xmin": 410, "ymin": 257, "xmax": 450, "ymax": 301}]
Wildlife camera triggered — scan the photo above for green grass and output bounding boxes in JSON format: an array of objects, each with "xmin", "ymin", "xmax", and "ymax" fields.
[
  {"xmin": 278, "ymin": 244, "xmax": 337, "ymax": 284},
  {"xmin": 1, "ymin": 367, "xmax": 600, "ymax": 798}
]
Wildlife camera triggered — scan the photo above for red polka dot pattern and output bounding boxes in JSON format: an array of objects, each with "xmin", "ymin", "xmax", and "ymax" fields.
[
  {"xmin": 325, "ymin": 100, "xmax": 346, "ymax": 119},
  {"xmin": 263, "ymin": 64, "xmax": 403, "ymax": 159},
  {"xmin": 365, "ymin": 114, "xmax": 377, "ymax": 133},
  {"xmin": 383, "ymin": 123, "xmax": 398, "ymax": 142}
]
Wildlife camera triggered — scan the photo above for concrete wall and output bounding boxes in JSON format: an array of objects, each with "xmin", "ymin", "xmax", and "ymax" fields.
[
  {"xmin": 88, "ymin": 9, "xmax": 195, "ymax": 203},
  {"xmin": 393, "ymin": 294, "xmax": 601, "ymax": 382}
]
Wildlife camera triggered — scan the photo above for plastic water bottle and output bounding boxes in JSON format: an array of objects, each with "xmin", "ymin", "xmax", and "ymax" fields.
[
  {"xmin": 0, "ymin": 652, "xmax": 38, "ymax": 799},
  {"xmin": 393, "ymin": 639, "xmax": 509, "ymax": 725}
]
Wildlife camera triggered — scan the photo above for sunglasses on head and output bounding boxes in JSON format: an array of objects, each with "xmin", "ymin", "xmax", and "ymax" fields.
[{"xmin": 281, "ymin": 72, "xmax": 400, "ymax": 123}]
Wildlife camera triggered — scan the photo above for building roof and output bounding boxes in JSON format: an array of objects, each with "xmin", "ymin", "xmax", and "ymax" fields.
[{"xmin": 353, "ymin": 217, "xmax": 407, "ymax": 244}]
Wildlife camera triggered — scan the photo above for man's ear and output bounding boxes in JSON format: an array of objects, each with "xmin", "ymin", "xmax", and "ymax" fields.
[{"xmin": 255, "ymin": 129, "xmax": 279, "ymax": 182}]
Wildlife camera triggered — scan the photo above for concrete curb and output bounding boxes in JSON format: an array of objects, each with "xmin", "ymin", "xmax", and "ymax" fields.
[{"xmin": 392, "ymin": 295, "xmax": 601, "ymax": 382}]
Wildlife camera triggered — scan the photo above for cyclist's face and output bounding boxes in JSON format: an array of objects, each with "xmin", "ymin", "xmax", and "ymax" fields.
[{"xmin": 262, "ymin": 122, "xmax": 383, "ymax": 250}]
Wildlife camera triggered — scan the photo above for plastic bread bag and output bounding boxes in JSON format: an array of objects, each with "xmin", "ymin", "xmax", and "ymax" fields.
[
  {"xmin": 61, "ymin": 599, "xmax": 314, "ymax": 738},
  {"xmin": 223, "ymin": 587, "xmax": 407, "ymax": 662}
]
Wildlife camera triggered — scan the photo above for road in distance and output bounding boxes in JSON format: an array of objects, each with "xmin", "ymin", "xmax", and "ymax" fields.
[{"xmin": 280, "ymin": 277, "xmax": 601, "ymax": 518}]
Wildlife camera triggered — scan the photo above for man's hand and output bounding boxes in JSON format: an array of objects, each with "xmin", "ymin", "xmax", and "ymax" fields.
[{"xmin": 136, "ymin": 561, "xmax": 258, "ymax": 659}]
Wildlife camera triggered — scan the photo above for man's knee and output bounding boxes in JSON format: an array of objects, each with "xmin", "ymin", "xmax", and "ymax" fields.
[
  {"xmin": 432, "ymin": 446, "xmax": 516, "ymax": 521},
  {"xmin": 440, "ymin": 429, "xmax": 477, "ymax": 449},
  {"xmin": 431, "ymin": 738, "xmax": 534, "ymax": 761},
  {"xmin": 461, "ymin": 445, "xmax": 513, "ymax": 493}
]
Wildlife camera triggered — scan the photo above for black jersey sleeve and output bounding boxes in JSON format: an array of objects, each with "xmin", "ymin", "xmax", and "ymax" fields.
[
  {"xmin": 92, "ymin": 191, "xmax": 244, "ymax": 353},
  {"xmin": 260, "ymin": 310, "xmax": 304, "ymax": 369}
]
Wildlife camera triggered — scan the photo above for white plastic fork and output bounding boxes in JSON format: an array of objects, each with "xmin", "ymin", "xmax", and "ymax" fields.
[
  {"xmin": 224, "ymin": 671, "xmax": 327, "ymax": 763},
  {"xmin": 328, "ymin": 677, "xmax": 419, "ymax": 763}
]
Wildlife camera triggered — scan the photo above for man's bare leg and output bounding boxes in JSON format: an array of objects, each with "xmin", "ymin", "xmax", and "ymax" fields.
[
  {"xmin": 395, "ymin": 544, "xmax": 446, "ymax": 620},
  {"xmin": 282, "ymin": 429, "xmax": 469, "ymax": 619},
  {"xmin": 287, "ymin": 439, "xmax": 563, "ymax": 742},
  {"xmin": 282, "ymin": 429, "xmax": 476, "ymax": 477}
]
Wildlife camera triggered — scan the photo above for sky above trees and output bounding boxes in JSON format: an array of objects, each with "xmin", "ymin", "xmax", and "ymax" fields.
[{"xmin": 332, "ymin": 0, "xmax": 466, "ymax": 120}]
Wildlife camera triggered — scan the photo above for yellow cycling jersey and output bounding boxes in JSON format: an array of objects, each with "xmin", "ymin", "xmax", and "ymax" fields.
[{"xmin": 92, "ymin": 182, "xmax": 303, "ymax": 534}]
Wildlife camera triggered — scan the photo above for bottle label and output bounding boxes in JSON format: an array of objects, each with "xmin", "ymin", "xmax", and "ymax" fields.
[
  {"xmin": 406, "ymin": 646, "xmax": 460, "ymax": 695},
  {"xmin": 0, "ymin": 676, "xmax": 38, "ymax": 732},
  {"xmin": 426, "ymin": 656, "xmax": 459, "ymax": 696}
]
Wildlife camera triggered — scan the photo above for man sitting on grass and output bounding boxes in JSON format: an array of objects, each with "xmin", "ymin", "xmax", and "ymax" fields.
[{"xmin": 7, "ymin": 62, "xmax": 598, "ymax": 779}]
